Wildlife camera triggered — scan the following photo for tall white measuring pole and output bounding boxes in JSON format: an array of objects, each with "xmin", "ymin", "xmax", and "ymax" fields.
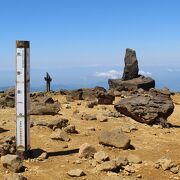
[{"xmin": 16, "ymin": 41, "xmax": 30, "ymax": 158}]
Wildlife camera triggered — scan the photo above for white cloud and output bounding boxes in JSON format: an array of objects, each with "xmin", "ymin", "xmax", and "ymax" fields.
[
  {"xmin": 95, "ymin": 70, "xmax": 122, "ymax": 79},
  {"xmin": 139, "ymin": 70, "xmax": 152, "ymax": 76},
  {"xmin": 95, "ymin": 69, "xmax": 152, "ymax": 79}
]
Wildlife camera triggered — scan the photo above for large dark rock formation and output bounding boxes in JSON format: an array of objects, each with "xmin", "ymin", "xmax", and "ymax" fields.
[
  {"xmin": 122, "ymin": 48, "xmax": 139, "ymax": 80},
  {"xmin": 108, "ymin": 48, "xmax": 155, "ymax": 91},
  {"xmin": 114, "ymin": 88, "xmax": 174, "ymax": 126}
]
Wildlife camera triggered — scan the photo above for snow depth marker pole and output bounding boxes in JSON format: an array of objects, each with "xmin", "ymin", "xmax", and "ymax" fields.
[{"xmin": 16, "ymin": 41, "xmax": 30, "ymax": 159}]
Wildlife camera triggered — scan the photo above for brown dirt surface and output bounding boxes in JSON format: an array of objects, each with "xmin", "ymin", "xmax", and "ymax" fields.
[{"xmin": 0, "ymin": 93, "xmax": 180, "ymax": 180}]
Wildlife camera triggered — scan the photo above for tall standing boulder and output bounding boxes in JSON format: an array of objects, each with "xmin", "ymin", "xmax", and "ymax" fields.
[{"xmin": 122, "ymin": 48, "xmax": 139, "ymax": 80}]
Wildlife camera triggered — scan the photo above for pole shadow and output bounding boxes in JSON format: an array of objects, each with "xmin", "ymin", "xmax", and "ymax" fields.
[{"xmin": 29, "ymin": 148, "xmax": 79, "ymax": 159}]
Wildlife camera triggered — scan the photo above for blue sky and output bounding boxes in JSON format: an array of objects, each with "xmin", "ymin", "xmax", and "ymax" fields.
[{"xmin": 0, "ymin": 0, "xmax": 180, "ymax": 91}]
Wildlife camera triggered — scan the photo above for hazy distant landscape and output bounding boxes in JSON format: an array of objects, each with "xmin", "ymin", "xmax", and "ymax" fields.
[{"xmin": 1, "ymin": 63, "xmax": 179, "ymax": 92}]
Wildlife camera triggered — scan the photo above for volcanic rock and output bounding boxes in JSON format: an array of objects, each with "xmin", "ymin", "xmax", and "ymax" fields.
[
  {"xmin": 170, "ymin": 166, "xmax": 179, "ymax": 174},
  {"xmin": 97, "ymin": 93, "xmax": 115, "ymax": 105},
  {"xmin": 50, "ymin": 129, "xmax": 70, "ymax": 141},
  {"xmin": 67, "ymin": 87, "xmax": 115, "ymax": 104},
  {"xmin": 82, "ymin": 113, "xmax": 97, "ymax": 121},
  {"xmin": 94, "ymin": 151, "xmax": 109, "ymax": 162},
  {"xmin": 4, "ymin": 173, "xmax": 27, "ymax": 180},
  {"xmin": 95, "ymin": 160, "xmax": 118, "ymax": 172},
  {"xmin": 109, "ymin": 75, "xmax": 155, "ymax": 91},
  {"xmin": 48, "ymin": 118, "xmax": 69, "ymax": 130},
  {"xmin": 127, "ymin": 154, "xmax": 142, "ymax": 164},
  {"xmin": 154, "ymin": 158, "xmax": 174, "ymax": 170},
  {"xmin": 67, "ymin": 169, "xmax": 85, "ymax": 177},
  {"xmin": 30, "ymin": 96, "xmax": 61, "ymax": 115},
  {"xmin": 0, "ymin": 95, "xmax": 15, "ymax": 108},
  {"xmin": 86, "ymin": 100, "xmax": 98, "ymax": 108},
  {"xmin": 115, "ymin": 88, "xmax": 174, "ymax": 126},
  {"xmin": 79, "ymin": 143, "xmax": 97, "ymax": 159},
  {"xmin": 115, "ymin": 156, "xmax": 128, "ymax": 167},
  {"xmin": 63, "ymin": 125, "xmax": 78, "ymax": 134},
  {"xmin": 122, "ymin": 48, "xmax": 139, "ymax": 80},
  {"xmin": 1, "ymin": 154, "xmax": 22, "ymax": 172},
  {"xmin": 98, "ymin": 128, "xmax": 131, "ymax": 149},
  {"xmin": 0, "ymin": 136, "xmax": 16, "ymax": 156}
]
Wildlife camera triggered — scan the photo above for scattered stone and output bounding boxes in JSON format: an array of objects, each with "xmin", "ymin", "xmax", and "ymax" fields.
[
  {"xmin": 74, "ymin": 160, "xmax": 81, "ymax": 164},
  {"xmin": 31, "ymin": 120, "xmax": 48, "ymax": 127},
  {"xmin": 37, "ymin": 151, "xmax": 48, "ymax": 161},
  {"xmin": 67, "ymin": 87, "xmax": 115, "ymax": 105},
  {"xmin": 89, "ymin": 159, "xmax": 97, "ymax": 167},
  {"xmin": 127, "ymin": 154, "xmax": 142, "ymax": 164},
  {"xmin": 59, "ymin": 89, "xmax": 70, "ymax": 95},
  {"xmin": 128, "ymin": 125, "xmax": 138, "ymax": 131},
  {"xmin": 66, "ymin": 95, "xmax": 74, "ymax": 102},
  {"xmin": 83, "ymin": 114, "xmax": 97, "ymax": 121},
  {"xmin": 86, "ymin": 100, "xmax": 98, "ymax": 108},
  {"xmin": 100, "ymin": 117, "xmax": 108, "ymax": 122},
  {"xmin": 87, "ymin": 127, "xmax": 96, "ymax": 131},
  {"xmin": 1, "ymin": 154, "xmax": 23, "ymax": 172},
  {"xmin": 0, "ymin": 95, "xmax": 15, "ymax": 108},
  {"xmin": 98, "ymin": 128, "xmax": 131, "ymax": 149},
  {"xmin": 153, "ymin": 124, "xmax": 163, "ymax": 129},
  {"xmin": 155, "ymin": 158, "xmax": 174, "ymax": 170},
  {"xmin": 67, "ymin": 169, "xmax": 85, "ymax": 177},
  {"xmin": 47, "ymin": 118, "xmax": 69, "ymax": 130},
  {"xmin": 115, "ymin": 88, "xmax": 174, "ymax": 126},
  {"xmin": 136, "ymin": 174, "xmax": 142, "ymax": 178},
  {"xmin": 105, "ymin": 111, "xmax": 123, "ymax": 118},
  {"xmin": 115, "ymin": 156, "xmax": 128, "ymax": 167},
  {"xmin": 96, "ymin": 160, "xmax": 118, "ymax": 172},
  {"xmin": 50, "ymin": 129, "xmax": 70, "ymax": 141},
  {"xmin": 4, "ymin": 173, "xmax": 27, "ymax": 180},
  {"xmin": 113, "ymin": 91, "xmax": 121, "ymax": 97},
  {"xmin": 97, "ymin": 93, "xmax": 115, "ymax": 105},
  {"xmin": 124, "ymin": 165, "xmax": 135, "ymax": 173},
  {"xmin": 170, "ymin": 166, "xmax": 179, "ymax": 174},
  {"xmin": 65, "ymin": 104, "xmax": 71, "ymax": 109},
  {"xmin": 63, "ymin": 125, "xmax": 78, "ymax": 134},
  {"xmin": 94, "ymin": 151, "xmax": 109, "ymax": 162},
  {"xmin": 0, "ymin": 136, "xmax": 16, "ymax": 156},
  {"xmin": 30, "ymin": 96, "xmax": 61, "ymax": 115},
  {"xmin": 79, "ymin": 143, "xmax": 97, "ymax": 159}
]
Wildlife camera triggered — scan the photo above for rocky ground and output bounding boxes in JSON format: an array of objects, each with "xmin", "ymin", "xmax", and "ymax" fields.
[{"xmin": 0, "ymin": 92, "xmax": 180, "ymax": 180}]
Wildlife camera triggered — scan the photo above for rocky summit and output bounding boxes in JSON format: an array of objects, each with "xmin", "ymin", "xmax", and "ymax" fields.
[{"xmin": 0, "ymin": 86, "xmax": 179, "ymax": 180}]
